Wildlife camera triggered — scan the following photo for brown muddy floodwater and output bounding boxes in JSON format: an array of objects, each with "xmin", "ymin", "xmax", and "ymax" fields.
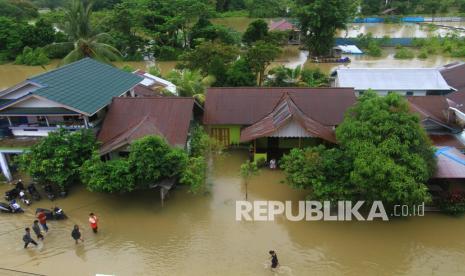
[{"xmin": 0, "ymin": 151, "xmax": 465, "ymax": 275}]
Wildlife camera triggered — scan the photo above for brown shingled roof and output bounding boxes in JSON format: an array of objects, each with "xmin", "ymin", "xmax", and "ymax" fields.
[
  {"xmin": 407, "ymin": 96, "xmax": 460, "ymax": 131},
  {"xmin": 98, "ymin": 97, "xmax": 194, "ymax": 154},
  {"xmin": 440, "ymin": 62, "xmax": 465, "ymax": 91},
  {"xmin": 429, "ymin": 134, "xmax": 465, "ymax": 150},
  {"xmin": 240, "ymin": 93, "xmax": 336, "ymax": 143},
  {"xmin": 203, "ymin": 87, "xmax": 357, "ymax": 126}
]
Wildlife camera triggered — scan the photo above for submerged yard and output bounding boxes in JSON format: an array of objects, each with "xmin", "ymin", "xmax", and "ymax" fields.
[{"xmin": 0, "ymin": 150, "xmax": 464, "ymax": 275}]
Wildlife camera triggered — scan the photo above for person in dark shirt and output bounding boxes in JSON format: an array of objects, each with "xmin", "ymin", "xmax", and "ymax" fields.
[
  {"xmin": 269, "ymin": 250, "xmax": 279, "ymax": 270},
  {"xmin": 32, "ymin": 220, "xmax": 44, "ymax": 240},
  {"xmin": 71, "ymin": 225, "xmax": 83, "ymax": 244},
  {"xmin": 23, "ymin": 228, "xmax": 38, "ymax": 248}
]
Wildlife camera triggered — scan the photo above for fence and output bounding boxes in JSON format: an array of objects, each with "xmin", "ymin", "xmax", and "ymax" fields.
[
  {"xmin": 353, "ymin": 16, "xmax": 465, "ymax": 23},
  {"xmin": 335, "ymin": 37, "xmax": 415, "ymax": 47}
]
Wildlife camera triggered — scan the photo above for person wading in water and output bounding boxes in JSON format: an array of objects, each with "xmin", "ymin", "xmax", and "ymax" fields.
[
  {"xmin": 89, "ymin": 213, "xmax": 98, "ymax": 233},
  {"xmin": 71, "ymin": 225, "xmax": 84, "ymax": 244},
  {"xmin": 269, "ymin": 250, "xmax": 279, "ymax": 270},
  {"xmin": 23, "ymin": 228, "xmax": 38, "ymax": 248}
]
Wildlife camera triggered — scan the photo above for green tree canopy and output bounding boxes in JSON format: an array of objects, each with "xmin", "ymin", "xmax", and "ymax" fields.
[
  {"xmin": 16, "ymin": 129, "xmax": 97, "ymax": 191},
  {"xmin": 245, "ymin": 41, "xmax": 281, "ymax": 86},
  {"xmin": 282, "ymin": 91, "xmax": 436, "ymax": 207},
  {"xmin": 297, "ymin": 0, "xmax": 357, "ymax": 56},
  {"xmin": 242, "ymin": 19, "xmax": 269, "ymax": 45}
]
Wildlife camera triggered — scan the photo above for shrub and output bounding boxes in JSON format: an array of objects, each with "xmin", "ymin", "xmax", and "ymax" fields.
[
  {"xmin": 180, "ymin": 156, "xmax": 207, "ymax": 194},
  {"xmin": 438, "ymin": 191, "xmax": 465, "ymax": 215},
  {"xmin": 366, "ymin": 41, "xmax": 382, "ymax": 57},
  {"xmin": 14, "ymin": 47, "xmax": 50, "ymax": 66},
  {"xmin": 394, "ymin": 47, "xmax": 414, "ymax": 59},
  {"xmin": 417, "ymin": 49, "xmax": 428, "ymax": 59},
  {"xmin": 121, "ymin": 65, "xmax": 135, "ymax": 72}
]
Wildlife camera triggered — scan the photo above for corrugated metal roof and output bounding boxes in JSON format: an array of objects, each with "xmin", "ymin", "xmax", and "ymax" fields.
[
  {"xmin": 336, "ymin": 68, "xmax": 452, "ymax": 91},
  {"xmin": 98, "ymin": 97, "xmax": 194, "ymax": 153},
  {"xmin": 28, "ymin": 58, "xmax": 142, "ymax": 115},
  {"xmin": 240, "ymin": 93, "xmax": 336, "ymax": 143},
  {"xmin": 434, "ymin": 147, "xmax": 465, "ymax": 179},
  {"xmin": 268, "ymin": 19, "xmax": 299, "ymax": 31},
  {"xmin": 203, "ymin": 87, "xmax": 356, "ymax": 126},
  {"xmin": 407, "ymin": 96, "xmax": 460, "ymax": 131}
]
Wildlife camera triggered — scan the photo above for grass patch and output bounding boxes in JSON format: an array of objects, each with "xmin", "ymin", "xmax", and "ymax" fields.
[{"xmin": 394, "ymin": 47, "xmax": 414, "ymax": 59}]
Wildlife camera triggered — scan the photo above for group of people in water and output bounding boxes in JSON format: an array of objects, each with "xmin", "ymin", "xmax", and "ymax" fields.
[{"xmin": 23, "ymin": 212, "xmax": 99, "ymax": 248}]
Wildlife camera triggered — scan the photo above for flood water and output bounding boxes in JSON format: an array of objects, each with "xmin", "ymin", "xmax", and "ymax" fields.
[{"xmin": 0, "ymin": 151, "xmax": 465, "ymax": 275}]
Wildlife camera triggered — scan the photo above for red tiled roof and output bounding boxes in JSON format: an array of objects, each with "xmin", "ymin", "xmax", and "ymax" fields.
[
  {"xmin": 98, "ymin": 97, "xmax": 194, "ymax": 154},
  {"xmin": 240, "ymin": 93, "xmax": 336, "ymax": 143},
  {"xmin": 434, "ymin": 147, "xmax": 465, "ymax": 179},
  {"xmin": 269, "ymin": 19, "xmax": 298, "ymax": 31},
  {"xmin": 203, "ymin": 87, "xmax": 357, "ymax": 126}
]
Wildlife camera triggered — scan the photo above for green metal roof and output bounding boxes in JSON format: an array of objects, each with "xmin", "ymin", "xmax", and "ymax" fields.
[
  {"xmin": 0, "ymin": 99, "xmax": 13, "ymax": 106},
  {"xmin": 0, "ymin": 107, "xmax": 79, "ymax": 115},
  {"xmin": 28, "ymin": 58, "xmax": 142, "ymax": 115}
]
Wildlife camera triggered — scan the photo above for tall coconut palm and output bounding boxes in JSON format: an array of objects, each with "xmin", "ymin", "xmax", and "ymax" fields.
[{"xmin": 46, "ymin": 0, "xmax": 121, "ymax": 65}]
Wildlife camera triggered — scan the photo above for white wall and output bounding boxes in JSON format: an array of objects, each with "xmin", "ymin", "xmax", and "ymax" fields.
[
  {"xmin": 11, "ymin": 128, "xmax": 52, "ymax": 137},
  {"xmin": 357, "ymin": 90, "xmax": 427, "ymax": 97},
  {"xmin": 269, "ymin": 120, "xmax": 312, "ymax": 137},
  {"xmin": 2, "ymin": 83, "xmax": 39, "ymax": 99},
  {"xmin": 14, "ymin": 96, "xmax": 65, "ymax": 108}
]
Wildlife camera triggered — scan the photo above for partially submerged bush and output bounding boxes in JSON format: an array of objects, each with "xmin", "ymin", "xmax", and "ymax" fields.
[
  {"xmin": 394, "ymin": 47, "xmax": 414, "ymax": 59},
  {"xmin": 438, "ymin": 191, "xmax": 465, "ymax": 216}
]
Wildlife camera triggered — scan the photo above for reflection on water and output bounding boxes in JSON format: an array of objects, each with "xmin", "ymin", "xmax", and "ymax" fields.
[{"xmin": 0, "ymin": 150, "xmax": 464, "ymax": 275}]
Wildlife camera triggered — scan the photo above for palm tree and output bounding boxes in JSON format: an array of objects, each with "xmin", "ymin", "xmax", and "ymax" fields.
[
  {"xmin": 166, "ymin": 69, "xmax": 214, "ymax": 104},
  {"xmin": 46, "ymin": 0, "xmax": 121, "ymax": 65}
]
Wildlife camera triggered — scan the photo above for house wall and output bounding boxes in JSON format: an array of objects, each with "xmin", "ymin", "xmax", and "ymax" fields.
[
  {"xmin": 357, "ymin": 90, "xmax": 427, "ymax": 97},
  {"xmin": 208, "ymin": 125, "xmax": 241, "ymax": 145},
  {"xmin": 14, "ymin": 97, "xmax": 65, "ymax": 108}
]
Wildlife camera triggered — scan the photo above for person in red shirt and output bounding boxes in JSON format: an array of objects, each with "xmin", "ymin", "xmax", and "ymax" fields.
[
  {"xmin": 89, "ymin": 213, "xmax": 98, "ymax": 233},
  {"xmin": 37, "ymin": 210, "xmax": 48, "ymax": 232}
]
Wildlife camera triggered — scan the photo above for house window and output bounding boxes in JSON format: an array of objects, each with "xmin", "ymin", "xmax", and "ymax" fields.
[
  {"xmin": 211, "ymin": 128, "xmax": 230, "ymax": 147},
  {"xmin": 406, "ymin": 91, "xmax": 414, "ymax": 96}
]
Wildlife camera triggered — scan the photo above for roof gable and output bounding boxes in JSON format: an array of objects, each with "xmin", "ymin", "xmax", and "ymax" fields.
[
  {"xmin": 240, "ymin": 93, "xmax": 336, "ymax": 143},
  {"xmin": 98, "ymin": 97, "xmax": 195, "ymax": 153},
  {"xmin": 28, "ymin": 58, "xmax": 142, "ymax": 115}
]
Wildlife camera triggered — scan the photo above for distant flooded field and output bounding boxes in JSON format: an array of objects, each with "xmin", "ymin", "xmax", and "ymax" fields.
[{"xmin": 0, "ymin": 151, "xmax": 465, "ymax": 275}]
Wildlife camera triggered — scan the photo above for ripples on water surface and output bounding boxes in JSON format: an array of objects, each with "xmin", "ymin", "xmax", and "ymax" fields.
[{"xmin": 0, "ymin": 151, "xmax": 464, "ymax": 275}]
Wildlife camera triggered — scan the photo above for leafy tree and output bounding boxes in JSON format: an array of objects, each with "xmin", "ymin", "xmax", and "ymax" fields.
[
  {"xmin": 0, "ymin": 0, "xmax": 38, "ymax": 19},
  {"xmin": 46, "ymin": 0, "xmax": 121, "ymax": 65},
  {"xmin": 189, "ymin": 124, "xmax": 211, "ymax": 158},
  {"xmin": 282, "ymin": 91, "xmax": 436, "ymax": 207},
  {"xmin": 16, "ymin": 129, "xmax": 97, "ymax": 192},
  {"xmin": 166, "ymin": 69, "xmax": 214, "ymax": 103},
  {"xmin": 336, "ymin": 91, "xmax": 435, "ymax": 206},
  {"xmin": 281, "ymin": 145, "xmax": 353, "ymax": 201},
  {"xmin": 300, "ymin": 67, "xmax": 329, "ymax": 87},
  {"xmin": 297, "ymin": 0, "xmax": 357, "ymax": 56},
  {"xmin": 15, "ymin": 46, "xmax": 50, "ymax": 66},
  {"xmin": 128, "ymin": 135, "xmax": 188, "ymax": 189},
  {"xmin": 179, "ymin": 41, "xmax": 240, "ymax": 75},
  {"xmin": 81, "ymin": 153, "xmax": 134, "ymax": 193},
  {"xmin": 245, "ymin": 41, "xmax": 281, "ymax": 86},
  {"xmin": 240, "ymin": 160, "xmax": 259, "ymax": 200},
  {"xmin": 180, "ymin": 156, "xmax": 207, "ymax": 194},
  {"xmin": 423, "ymin": 0, "xmax": 445, "ymax": 20},
  {"xmin": 242, "ymin": 19, "xmax": 269, "ymax": 45},
  {"xmin": 0, "ymin": 16, "xmax": 27, "ymax": 61},
  {"xmin": 225, "ymin": 58, "xmax": 256, "ymax": 87},
  {"xmin": 190, "ymin": 18, "xmax": 240, "ymax": 47},
  {"xmin": 24, "ymin": 19, "xmax": 58, "ymax": 48}
]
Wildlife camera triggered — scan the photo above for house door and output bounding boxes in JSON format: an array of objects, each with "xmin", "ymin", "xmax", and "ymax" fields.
[
  {"xmin": 211, "ymin": 128, "xmax": 230, "ymax": 147},
  {"xmin": 267, "ymin": 137, "xmax": 280, "ymax": 161}
]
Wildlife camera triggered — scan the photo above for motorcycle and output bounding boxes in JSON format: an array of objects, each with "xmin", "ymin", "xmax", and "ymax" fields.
[
  {"xmin": 36, "ymin": 207, "xmax": 67, "ymax": 220},
  {"xmin": 27, "ymin": 183, "xmax": 41, "ymax": 201},
  {"xmin": 0, "ymin": 200, "xmax": 24, "ymax": 213}
]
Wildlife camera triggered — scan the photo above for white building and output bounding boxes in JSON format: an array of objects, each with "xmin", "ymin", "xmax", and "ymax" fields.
[{"xmin": 332, "ymin": 68, "xmax": 455, "ymax": 96}]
